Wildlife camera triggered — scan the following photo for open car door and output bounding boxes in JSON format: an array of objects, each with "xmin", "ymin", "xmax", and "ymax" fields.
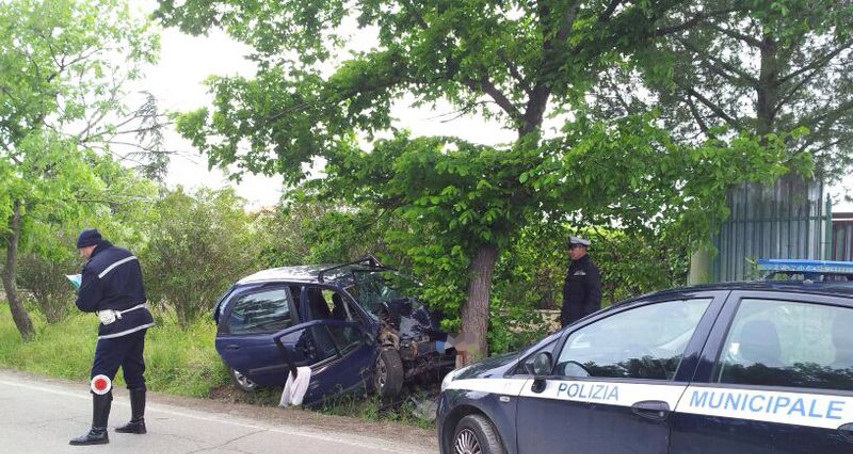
[{"xmin": 273, "ymin": 319, "xmax": 376, "ymax": 406}]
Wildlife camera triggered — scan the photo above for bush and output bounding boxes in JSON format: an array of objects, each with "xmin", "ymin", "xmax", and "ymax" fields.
[
  {"xmin": 142, "ymin": 187, "xmax": 262, "ymax": 328},
  {"xmin": 16, "ymin": 253, "xmax": 79, "ymax": 323}
]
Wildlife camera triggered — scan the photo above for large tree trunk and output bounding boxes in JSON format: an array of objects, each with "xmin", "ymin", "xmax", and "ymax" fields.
[
  {"xmin": 457, "ymin": 244, "xmax": 499, "ymax": 366},
  {"xmin": 1, "ymin": 200, "xmax": 35, "ymax": 341},
  {"xmin": 756, "ymin": 34, "xmax": 778, "ymax": 139}
]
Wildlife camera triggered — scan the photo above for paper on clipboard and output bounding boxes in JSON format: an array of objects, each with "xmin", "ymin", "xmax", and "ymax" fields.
[{"xmin": 65, "ymin": 274, "xmax": 82, "ymax": 291}]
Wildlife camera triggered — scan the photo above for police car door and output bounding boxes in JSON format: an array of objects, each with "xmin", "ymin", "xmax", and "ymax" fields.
[
  {"xmin": 516, "ymin": 294, "xmax": 721, "ymax": 454},
  {"xmin": 671, "ymin": 291, "xmax": 853, "ymax": 453}
]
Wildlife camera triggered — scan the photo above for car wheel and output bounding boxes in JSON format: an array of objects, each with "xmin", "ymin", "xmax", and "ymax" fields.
[
  {"xmin": 452, "ymin": 414, "xmax": 506, "ymax": 454},
  {"xmin": 373, "ymin": 349, "xmax": 404, "ymax": 398},
  {"xmin": 229, "ymin": 367, "xmax": 257, "ymax": 392}
]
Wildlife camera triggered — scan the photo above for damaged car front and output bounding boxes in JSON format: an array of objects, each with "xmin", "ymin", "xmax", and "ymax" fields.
[
  {"xmin": 345, "ymin": 268, "xmax": 456, "ymax": 396},
  {"xmin": 213, "ymin": 257, "xmax": 456, "ymax": 405}
]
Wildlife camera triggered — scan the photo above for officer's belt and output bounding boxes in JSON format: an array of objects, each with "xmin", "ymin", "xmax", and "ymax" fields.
[{"xmin": 97, "ymin": 304, "xmax": 147, "ymax": 325}]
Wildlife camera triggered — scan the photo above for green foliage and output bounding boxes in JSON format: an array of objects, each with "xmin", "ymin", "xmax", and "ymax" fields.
[
  {"xmin": 155, "ymin": 0, "xmax": 806, "ymax": 357},
  {"xmin": 0, "ymin": 0, "xmax": 159, "ymax": 339},
  {"xmin": 620, "ymin": 0, "xmax": 853, "ymax": 180},
  {"xmin": 252, "ymin": 196, "xmax": 396, "ymax": 268},
  {"xmin": 142, "ymin": 187, "xmax": 262, "ymax": 327},
  {"xmin": 16, "ymin": 252, "xmax": 79, "ymax": 323}
]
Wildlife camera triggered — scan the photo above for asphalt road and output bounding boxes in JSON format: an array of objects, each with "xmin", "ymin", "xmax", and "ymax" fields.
[{"xmin": 0, "ymin": 369, "xmax": 436, "ymax": 454}]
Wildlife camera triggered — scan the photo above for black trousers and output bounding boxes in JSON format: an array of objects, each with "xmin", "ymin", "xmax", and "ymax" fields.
[{"xmin": 91, "ymin": 329, "xmax": 147, "ymax": 390}]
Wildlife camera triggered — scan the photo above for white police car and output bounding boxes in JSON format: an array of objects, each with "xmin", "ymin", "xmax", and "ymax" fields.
[{"xmin": 437, "ymin": 260, "xmax": 853, "ymax": 454}]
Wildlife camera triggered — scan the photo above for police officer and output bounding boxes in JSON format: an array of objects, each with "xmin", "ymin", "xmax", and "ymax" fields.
[
  {"xmin": 561, "ymin": 236, "xmax": 602, "ymax": 328},
  {"xmin": 69, "ymin": 228, "xmax": 154, "ymax": 446}
]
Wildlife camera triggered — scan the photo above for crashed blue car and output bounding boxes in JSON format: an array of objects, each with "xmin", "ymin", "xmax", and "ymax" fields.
[{"xmin": 212, "ymin": 256, "xmax": 456, "ymax": 405}]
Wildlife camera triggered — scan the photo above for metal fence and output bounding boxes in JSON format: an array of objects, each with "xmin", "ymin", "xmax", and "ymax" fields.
[
  {"xmin": 832, "ymin": 212, "xmax": 853, "ymax": 261},
  {"xmin": 712, "ymin": 175, "xmax": 832, "ymax": 282}
]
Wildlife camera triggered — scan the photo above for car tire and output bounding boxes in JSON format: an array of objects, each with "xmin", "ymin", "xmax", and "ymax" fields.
[
  {"xmin": 229, "ymin": 367, "xmax": 258, "ymax": 392},
  {"xmin": 374, "ymin": 349, "xmax": 404, "ymax": 398},
  {"xmin": 452, "ymin": 414, "xmax": 506, "ymax": 454}
]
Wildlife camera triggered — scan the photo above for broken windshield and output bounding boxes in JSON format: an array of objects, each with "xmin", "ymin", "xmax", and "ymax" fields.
[{"xmin": 346, "ymin": 269, "xmax": 422, "ymax": 318}]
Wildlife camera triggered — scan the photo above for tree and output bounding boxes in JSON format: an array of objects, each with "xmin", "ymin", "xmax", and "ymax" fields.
[
  {"xmin": 593, "ymin": 1, "xmax": 853, "ymax": 177},
  {"xmin": 156, "ymin": 0, "xmax": 787, "ymax": 360},
  {"xmin": 143, "ymin": 187, "xmax": 261, "ymax": 328},
  {"xmin": 0, "ymin": 0, "xmax": 159, "ymax": 340}
]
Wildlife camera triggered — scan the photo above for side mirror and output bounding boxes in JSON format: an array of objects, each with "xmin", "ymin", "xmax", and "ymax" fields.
[
  {"xmin": 524, "ymin": 351, "xmax": 554, "ymax": 376},
  {"xmin": 525, "ymin": 352, "xmax": 553, "ymax": 394},
  {"xmin": 532, "ymin": 351, "xmax": 553, "ymax": 375}
]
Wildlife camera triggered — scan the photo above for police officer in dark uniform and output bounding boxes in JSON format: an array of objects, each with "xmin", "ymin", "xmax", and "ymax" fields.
[
  {"xmin": 69, "ymin": 229, "xmax": 154, "ymax": 446},
  {"xmin": 561, "ymin": 236, "xmax": 602, "ymax": 328}
]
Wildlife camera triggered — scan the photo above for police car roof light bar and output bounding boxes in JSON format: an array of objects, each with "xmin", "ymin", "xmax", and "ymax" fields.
[{"xmin": 757, "ymin": 258, "xmax": 853, "ymax": 276}]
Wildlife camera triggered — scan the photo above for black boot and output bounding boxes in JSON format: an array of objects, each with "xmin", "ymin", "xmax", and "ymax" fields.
[
  {"xmin": 115, "ymin": 388, "xmax": 146, "ymax": 434},
  {"xmin": 69, "ymin": 392, "xmax": 112, "ymax": 446}
]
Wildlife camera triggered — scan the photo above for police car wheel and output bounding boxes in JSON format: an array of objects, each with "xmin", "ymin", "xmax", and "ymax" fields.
[
  {"xmin": 452, "ymin": 414, "xmax": 506, "ymax": 454},
  {"xmin": 374, "ymin": 349, "xmax": 404, "ymax": 398},
  {"xmin": 229, "ymin": 368, "xmax": 257, "ymax": 392}
]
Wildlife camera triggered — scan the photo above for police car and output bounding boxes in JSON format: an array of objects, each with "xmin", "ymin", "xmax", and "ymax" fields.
[{"xmin": 437, "ymin": 260, "xmax": 853, "ymax": 454}]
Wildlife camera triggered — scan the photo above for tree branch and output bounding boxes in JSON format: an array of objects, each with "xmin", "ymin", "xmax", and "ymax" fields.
[
  {"xmin": 685, "ymin": 95, "xmax": 712, "ymax": 137},
  {"xmin": 654, "ymin": 7, "xmax": 745, "ymax": 37},
  {"xmin": 676, "ymin": 37, "xmax": 759, "ymax": 85},
  {"xmin": 778, "ymin": 39, "xmax": 853, "ymax": 84},
  {"xmin": 705, "ymin": 21, "xmax": 763, "ymax": 48},
  {"xmin": 798, "ymin": 98, "xmax": 853, "ymax": 131},
  {"xmin": 497, "ymin": 49, "xmax": 531, "ymax": 95},
  {"xmin": 675, "ymin": 80, "xmax": 742, "ymax": 129}
]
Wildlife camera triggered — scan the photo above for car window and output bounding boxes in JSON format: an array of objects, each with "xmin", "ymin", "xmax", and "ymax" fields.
[
  {"xmin": 347, "ymin": 270, "xmax": 420, "ymax": 318},
  {"xmin": 226, "ymin": 288, "xmax": 293, "ymax": 334},
  {"xmin": 556, "ymin": 298, "xmax": 712, "ymax": 380},
  {"xmin": 300, "ymin": 324, "xmax": 365, "ymax": 364},
  {"xmin": 714, "ymin": 298, "xmax": 853, "ymax": 391}
]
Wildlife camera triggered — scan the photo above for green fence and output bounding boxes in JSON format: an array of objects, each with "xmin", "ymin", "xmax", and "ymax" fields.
[
  {"xmin": 712, "ymin": 175, "xmax": 831, "ymax": 282},
  {"xmin": 832, "ymin": 212, "xmax": 853, "ymax": 261}
]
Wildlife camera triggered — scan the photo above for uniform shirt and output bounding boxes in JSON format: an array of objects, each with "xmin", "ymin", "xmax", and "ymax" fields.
[
  {"xmin": 561, "ymin": 254, "xmax": 602, "ymax": 325},
  {"xmin": 76, "ymin": 241, "xmax": 154, "ymax": 339}
]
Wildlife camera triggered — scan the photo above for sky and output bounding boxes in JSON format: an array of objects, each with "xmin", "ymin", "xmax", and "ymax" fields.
[
  {"xmin": 133, "ymin": 5, "xmax": 514, "ymax": 209},
  {"xmin": 133, "ymin": 3, "xmax": 852, "ymax": 212}
]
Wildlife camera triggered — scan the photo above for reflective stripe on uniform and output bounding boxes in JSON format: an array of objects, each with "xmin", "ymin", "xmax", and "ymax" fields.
[
  {"xmin": 97, "ymin": 322, "xmax": 154, "ymax": 340},
  {"xmin": 98, "ymin": 256, "xmax": 138, "ymax": 279}
]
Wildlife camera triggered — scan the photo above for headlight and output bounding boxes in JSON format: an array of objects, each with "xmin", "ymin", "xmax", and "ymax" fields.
[{"xmin": 440, "ymin": 366, "xmax": 469, "ymax": 392}]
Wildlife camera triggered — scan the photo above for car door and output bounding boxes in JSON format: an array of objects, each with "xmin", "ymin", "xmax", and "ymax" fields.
[
  {"xmin": 671, "ymin": 291, "xmax": 853, "ymax": 453},
  {"xmin": 216, "ymin": 284, "xmax": 299, "ymax": 387},
  {"xmin": 272, "ymin": 285, "xmax": 376, "ymax": 405},
  {"xmin": 515, "ymin": 293, "xmax": 724, "ymax": 454}
]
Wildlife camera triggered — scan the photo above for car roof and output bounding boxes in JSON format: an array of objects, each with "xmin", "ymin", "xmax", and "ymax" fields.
[
  {"xmin": 236, "ymin": 264, "xmax": 338, "ymax": 285},
  {"xmin": 235, "ymin": 256, "xmax": 392, "ymax": 287}
]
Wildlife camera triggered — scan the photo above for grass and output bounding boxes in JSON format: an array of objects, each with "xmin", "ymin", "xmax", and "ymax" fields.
[
  {"xmin": 0, "ymin": 301, "xmax": 436, "ymax": 428},
  {"xmin": 0, "ymin": 300, "xmax": 232, "ymax": 396},
  {"xmin": 318, "ymin": 388, "xmax": 437, "ymax": 430}
]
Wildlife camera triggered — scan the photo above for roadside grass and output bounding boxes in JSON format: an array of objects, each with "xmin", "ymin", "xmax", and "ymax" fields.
[
  {"xmin": 319, "ymin": 390, "xmax": 436, "ymax": 430},
  {"xmin": 0, "ymin": 301, "xmax": 229, "ymax": 396},
  {"xmin": 0, "ymin": 301, "xmax": 437, "ymax": 429}
]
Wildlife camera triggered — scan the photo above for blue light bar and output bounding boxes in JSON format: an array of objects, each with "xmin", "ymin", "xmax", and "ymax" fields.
[{"xmin": 757, "ymin": 259, "xmax": 853, "ymax": 275}]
